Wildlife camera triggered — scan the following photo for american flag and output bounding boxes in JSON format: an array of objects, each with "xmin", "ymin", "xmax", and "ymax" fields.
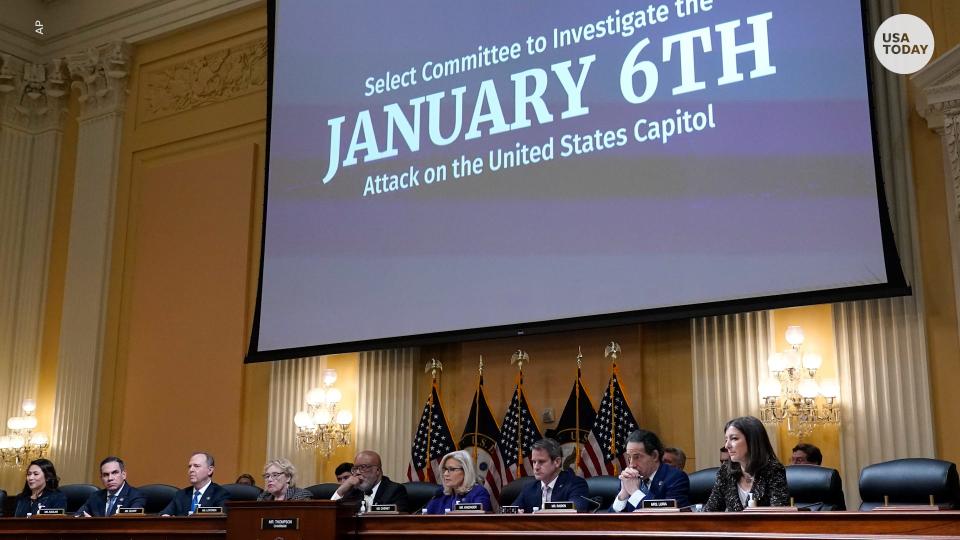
[
  {"xmin": 588, "ymin": 368, "xmax": 638, "ymax": 475},
  {"xmin": 548, "ymin": 368, "xmax": 605, "ymax": 477},
  {"xmin": 407, "ymin": 383, "xmax": 456, "ymax": 482},
  {"xmin": 458, "ymin": 374, "xmax": 505, "ymax": 502},
  {"xmin": 498, "ymin": 373, "xmax": 542, "ymax": 482}
]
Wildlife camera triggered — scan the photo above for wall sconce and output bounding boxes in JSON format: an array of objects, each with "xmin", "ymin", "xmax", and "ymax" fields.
[
  {"xmin": 0, "ymin": 399, "xmax": 50, "ymax": 468},
  {"xmin": 759, "ymin": 326, "xmax": 840, "ymax": 438},
  {"xmin": 293, "ymin": 369, "xmax": 352, "ymax": 459}
]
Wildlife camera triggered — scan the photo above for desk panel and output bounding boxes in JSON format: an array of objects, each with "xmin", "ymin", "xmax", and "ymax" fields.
[
  {"xmin": 0, "ymin": 515, "xmax": 225, "ymax": 539},
  {"xmin": 352, "ymin": 511, "xmax": 960, "ymax": 539}
]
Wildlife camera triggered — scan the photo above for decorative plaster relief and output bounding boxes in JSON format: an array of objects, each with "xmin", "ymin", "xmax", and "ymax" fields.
[
  {"xmin": 65, "ymin": 41, "xmax": 131, "ymax": 119},
  {"xmin": 141, "ymin": 38, "xmax": 266, "ymax": 122},
  {"xmin": 914, "ymin": 48, "xmax": 960, "ymax": 219},
  {"xmin": 0, "ymin": 53, "xmax": 70, "ymax": 131},
  {"xmin": 945, "ymin": 111, "xmax": 960, "ymax": 219}
]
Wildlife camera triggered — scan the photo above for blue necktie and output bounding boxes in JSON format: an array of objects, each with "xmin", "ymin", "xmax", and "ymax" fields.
[
  {"xmin": 106, "ymin": 494, "xmax": 118, "ymax": 515},
  {"xmin": 640, "ymin": 480, "xmax": 650, "ymax": 495},
  {"xmin": 190, "ymin": 490, "xmax": 201, "ymax": 513}
]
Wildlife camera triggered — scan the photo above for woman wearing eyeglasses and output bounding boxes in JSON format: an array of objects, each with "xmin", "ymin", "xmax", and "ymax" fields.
[
  {"xmin": 423, "ymin": 450, "xmax": 491, "ymax": 514},
  {"xmin": 256, "ymin": 458, "xmax": 313, "ymax": 501}
]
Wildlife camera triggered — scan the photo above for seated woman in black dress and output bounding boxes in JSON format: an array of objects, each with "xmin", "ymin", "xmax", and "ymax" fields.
[
  {"xmin": 14, "ymin": 458, "xmax": 68, "ymax": 517},
  {"xmin": 703, "ymin": 416, "xmax": 789, "ymax": 511}
]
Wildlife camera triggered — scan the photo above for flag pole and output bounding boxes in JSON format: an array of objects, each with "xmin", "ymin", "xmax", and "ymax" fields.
[
  {"xmin": 510, "ymin": 349, "xmax": 529, "ymax": 476},
  {"xmin": 472, "ymin": 355, "xmax": 482, "ymax": 466},
  {"xmin": 575, "ymin": 347, "xmax": 583, "ymax": 473},
  {"xmin": 605, "ymin": 342, "xmax": 620, "ymax": 475},
  {"xmin": 425, "ymin": 358, "xmax": 443, "ymax": 482}
]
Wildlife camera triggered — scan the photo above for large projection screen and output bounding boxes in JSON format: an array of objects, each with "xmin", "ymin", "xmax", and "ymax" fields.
[{"xmin": 249, "ymin": 1, "xmax": 908, "ymax": 360}]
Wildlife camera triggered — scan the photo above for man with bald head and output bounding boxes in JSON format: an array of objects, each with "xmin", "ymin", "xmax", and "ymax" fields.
[
  {"xmin": 160, "ymin": 452, "xmax": 230, "ymax": 516},
  {"xmin": 331, "ymin": 450, "xmax": 409, "ymax": 512}
]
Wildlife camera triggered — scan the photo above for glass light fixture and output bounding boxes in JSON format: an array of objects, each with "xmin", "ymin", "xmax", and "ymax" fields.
[
  {"xmin": 785, "ymin": 325, "xmax": 805, "ymax": 348},
  {"xmin": 758, "ymin": 326, "xmax": 840, "ymax": 438},
  {"xmin": 1, "ymin": 398, "xmax": 49, "ymax": 468},
  {"xmin": 294, "ymin": 369, "xmax": 352, "ymax": 459}
]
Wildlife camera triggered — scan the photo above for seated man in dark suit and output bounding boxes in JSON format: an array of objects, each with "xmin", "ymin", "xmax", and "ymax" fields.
[
  {"xmin": 76, "ymin": 456, "xmax": 146, "ymax": 516},
  {"xmin": 160, "ymin": 452, "xmax": 230, "ymax": 516},
  {"xmin": 331, "ymin": 450, "xmax": 408, "ymax": 512},
  {"xmin": 610, "ymin": 429, "xmax": 690, "ymax": 511},
  {"xmin": 512, "ymin": 438, "xmax": 590, "ymax": 513}
]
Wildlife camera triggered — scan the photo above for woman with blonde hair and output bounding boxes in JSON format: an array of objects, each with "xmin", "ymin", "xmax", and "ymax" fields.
[
  {"xmin": 257, "ymin": 458, "xmax": 313, "ymax": 501},
  {"xmin": 423, "ymin": 450, "xmax": 491, "ymax": 514}
]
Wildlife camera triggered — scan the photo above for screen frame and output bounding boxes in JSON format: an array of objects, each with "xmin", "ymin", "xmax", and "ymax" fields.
[{"xmin": 245, "ymin": 0, "xmax": 910, "ymax": 363}]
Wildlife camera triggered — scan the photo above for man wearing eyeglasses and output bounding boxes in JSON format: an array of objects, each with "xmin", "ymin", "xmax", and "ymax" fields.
[
  {"xmin": 160, "ymin": 452, "xmax": 230, "ymax": 516},
  {"xmin": 331, "ymin": 450, "xmax": 409, "ymax": 512},
  {"xmin": 610, "ymin": 429, "xmax": 690, "ymax": 512}
]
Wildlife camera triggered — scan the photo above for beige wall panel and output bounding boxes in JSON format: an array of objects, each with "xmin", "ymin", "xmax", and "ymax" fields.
[
  {"xmin": 119, "ymin": 142, "xmax": 256, "ymax": 484},
  {"xmin": 639, "ymin": 320, "xmax": 694, "ymax": 471}
]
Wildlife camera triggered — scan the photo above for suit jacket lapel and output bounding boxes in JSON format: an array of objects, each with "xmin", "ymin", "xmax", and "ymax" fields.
[
  {"xmin": 372, "ymin": 478, "xmax": 385, "ymax": 504},
  {"xmin": 114, "ymin": 483, "xmax": 128, "ymax": 511},
  {"xmin": 202, "ymin": 484, "xmax": 215, "ymax": 505}
]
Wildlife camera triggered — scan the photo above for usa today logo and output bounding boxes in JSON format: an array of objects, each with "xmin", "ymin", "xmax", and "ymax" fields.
[{"xmin": 874, "ymin": 14, "xmax": 934, "ymax": 74}]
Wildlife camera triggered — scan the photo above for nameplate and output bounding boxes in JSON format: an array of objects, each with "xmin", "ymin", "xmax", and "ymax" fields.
[
  {"xmin": 116, "ymin": 507, "xmax": 145, "ymax": 515},
  {"xmin": 641, "ymin": 499, "xmax": 678, "ymax": 509},
  {"xmin": 262, "ymin": 518, "xmax": 299, "ymax": 529},
  {"xmin": 35, "ymin": 508, "xmax": 65, "ymax": 516},
  {"xmin": 452, "ymin": 503, "xmax": 485, "ymax": 513},
  {"xmin": 743, "ymin": 506, "xmax": 798, "ymax": 512},
  {"xmin": 194, "ymin": 506, "xmax": 223, "ymax": 514},
  {"xmin": 369, "ymin": 504, "xmax": 398, "ymax": 514},
  {"xmin": 538, "ymin": 501, "xmax": 576, "ymax": 513},
  {"xmin": 500, "ymin": 505, "xmax": 520, "ymax": 514},
  {"xmin": 872, "ymin": 505, "xmax": 940, "ymax": 512}
]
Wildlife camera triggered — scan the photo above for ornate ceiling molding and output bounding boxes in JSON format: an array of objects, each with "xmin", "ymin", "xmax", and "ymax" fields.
[
  {"xmin": 0, "ymin": 53, "xmax": 70, "ymax": 131},
  {"xmin": 1, "ymin": 0, "xmax": 261, "ymax": 60}
]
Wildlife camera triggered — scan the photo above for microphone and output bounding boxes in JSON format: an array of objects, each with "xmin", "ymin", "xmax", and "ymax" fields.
[{"xmin": 577, "ymin": 495, "xmax": 603, "ymax": 513}]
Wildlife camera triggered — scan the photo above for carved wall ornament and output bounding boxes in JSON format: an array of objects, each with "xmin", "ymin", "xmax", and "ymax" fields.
[
  {"xmin": 913, "ymin": 46, "xmax": 960, "ymax": 219},
  {"xmin": 944, "ymin": 110, "xmax": 960, "ymax": 218},
  {"xmin": 0, "ymin": 53, "xmax": 70, "ymax": 131},
  {"xmin": 66, "ymin": 41, "xmax": 131, "ymax": 120},
  {"xmin": 141, "ymin": 37, "xmax": 266, "ymax": 122}
]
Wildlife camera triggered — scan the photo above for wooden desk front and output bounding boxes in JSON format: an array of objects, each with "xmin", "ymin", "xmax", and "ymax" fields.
[
  {"xmin": 352, "ymin": 510, "xmax": 960, "ymax": 539},
  {"xmin": 3, "ymin": 506, "xmax": 960, "ymax": 539},
  {"xmin": 0, "ymin": 515, "xmax": 225, "ymax": 539}
]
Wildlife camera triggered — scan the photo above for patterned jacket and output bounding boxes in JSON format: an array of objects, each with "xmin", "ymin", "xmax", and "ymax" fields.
[
  {"xmin": 257, "ymin": 486, "xmax": 313, "ymax": 501},
  {"xmin": 703, "ymin": 458, "xmax": 789, "ymax": 511}
]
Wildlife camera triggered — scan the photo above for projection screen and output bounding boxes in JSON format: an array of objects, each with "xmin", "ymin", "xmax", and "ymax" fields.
[{"xmin": 248, "ymin": 0, "xmax": 908, "ymax": 360}]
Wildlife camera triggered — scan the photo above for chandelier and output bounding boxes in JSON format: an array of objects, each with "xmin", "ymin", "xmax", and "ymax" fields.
[
  {"xmin": 0, "ymin": 399, "xmax": 50, "ymax": 468},
  {"xmin": 759, "ymin": 326, "xmax": 840, "ymax": 438},
  {"xmin": 293, "ymin": 369, "xmax": 353, "ymax": 458}
]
